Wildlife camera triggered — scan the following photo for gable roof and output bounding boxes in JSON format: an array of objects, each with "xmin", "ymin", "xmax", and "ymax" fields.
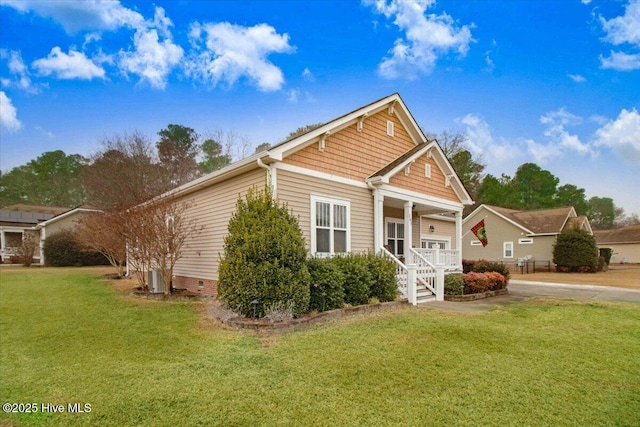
[
  {"xmin": 465, "ymin": 204, "xmax": 582, "ymax": 236},
  {"xmin": 0, "ymin": 205, "xmax": 70, "ymax": 227},
  {"xmin": 594, "ymin": 224, "xmax": 640, "ymax": 244},
  {"xmin": 36, "ymin": 207, "xmax": 102, "ymax": 229},
  {"xmin": 162, "ymin": 93, "xmax": 469, "ymax": 204}
]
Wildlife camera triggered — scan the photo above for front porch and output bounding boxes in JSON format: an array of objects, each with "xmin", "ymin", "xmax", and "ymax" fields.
[{"xmin": 373, "ymin": 188, "xmax": 463, "ymax": 304}]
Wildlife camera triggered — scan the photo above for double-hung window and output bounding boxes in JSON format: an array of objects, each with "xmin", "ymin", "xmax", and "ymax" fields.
[{"xmin": 311, "ymin": 196, "xmax": 350, "ymax": 255}]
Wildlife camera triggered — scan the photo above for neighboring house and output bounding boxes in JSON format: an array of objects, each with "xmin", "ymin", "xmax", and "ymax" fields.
[
  {"xmin": 462, "ymin": 204, "xmax": 592, "ymax": 266},
  {"xmin": 35, "ymin": 207, "xmax": 101, "ymax": 265},
  {"xmin": 594, "ymin": 224, "xmax": 640, "ymax": 264},
  {"xmin": 154, "ymin": 93, "xmax": 473, "ymax": 303},
  {"xmin": 0, "ymin": 204, "xmax": 68, "ymax": 263}
]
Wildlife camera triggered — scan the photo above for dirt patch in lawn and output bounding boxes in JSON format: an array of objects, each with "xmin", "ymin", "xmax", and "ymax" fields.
[{"xmin": 511, "ymin": 264, "xmax": 640, "ymax": 289}]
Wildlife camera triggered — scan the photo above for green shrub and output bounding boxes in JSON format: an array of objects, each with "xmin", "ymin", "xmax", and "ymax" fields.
[
  {"xmin": 472, "ymin": 260, "xmax": 511, "ymax": 281},
  {"xmin": 365, "ymin": 252, "xmax": 398, "ymax": 302},
  {"xmin": 552, "ymin": 227, "xmax": 598, "ymax": 273},
  {"xmin": 444, "ymin": 273, "xmax": 464, "ymax": 295},
  {"xmin": 307, "ymin": 257, "xmax": 345, "ymax": 312},
  {"xmin": 43, "ymin": 230, "xmax": 109, "ymax": 267},
  {"xmin": 217, "ymin": 187, "xmax": 310, "ymax": 318},
  {"xmin": 333, "ymin": 254, "xmax": 371, "ymax": 306}
]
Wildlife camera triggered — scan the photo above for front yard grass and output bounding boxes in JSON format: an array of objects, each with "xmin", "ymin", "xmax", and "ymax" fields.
[{"xmin": 1, "ymin": 267, "xmax": 639, "ymax": 426}]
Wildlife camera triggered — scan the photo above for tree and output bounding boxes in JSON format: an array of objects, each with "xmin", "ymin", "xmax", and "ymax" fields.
[
  {"xmin": 16, "ymin": 230, "xmax": 38, "ymax": 267},
  {"xmin": 477, "ymin": 174, "xmax": 515, "ymax": 207},
  {"xmin": 552, "ymin": 226, "xmax": 598, "ymax": 272},
  {"xmin": 84, "ymin": 132, "xmax": 167, "ymax": 210},
  {"xmin": 200, "ymin": 138, "xmax": 232, "ymax": 174},
  {"xmin": 76, "ymin": 211, "xmax": 127, "ymax": 277},
  {"xmin": 157, "ymin": 124, "xmax": 201, "ymax": 187},
  {"xmin": 555, "ymin": 184, "xmax": 589, "ymax": 215},
  {"xmin": 510, "ymin": 163, "xmax": 559, "ymax": 210},
  {"xmin": 254, "ymin": 142, "xmax": 270, "ymax": 154},
  {"xmin": 0, "ymin": 150, "xmax": 87, "ymax": 207},
  {"xmin": 449, "ymin": 149, "xmax": 485, "ymax": 205},
  {"xmin": 123, "ymin": 195, "xmax": 202, "ymax": 294},
  {"xmin": 218, "ymin": 187, "xmax": 310, "ymax": 318},
  {"xmin": 588, "ymin": 197, "xmax": 616, "ymax": 230},
  {"xmin": 284, "ymin": 123, "xmax": 324, "ymax": 141}
]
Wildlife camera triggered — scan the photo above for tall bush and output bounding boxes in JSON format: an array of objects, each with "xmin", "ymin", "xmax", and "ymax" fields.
[
  {"xmin": 472, "ymin": 260, "xmax": 511, "ymax": 281},
  {"xmin": 365, "ymin": 252, "xmax": 398, "ymax": 302},
  {"xmin": 217, "ymin": 187, "xmax": 310, "ymax": 318},
  {"xmin": 553, "ymin": 227, "xmax": 598, "ymax": 272},
  {"xmin": 307, "ymin": 257, "xmax": 345, "ymax": 312},
  {"xmin": 333, "ymin": 254, "xmax": 371, "ymax": 306},
  {"xmin": 43, "ymin": 230, "xmax": 109, "ymax": 267}
]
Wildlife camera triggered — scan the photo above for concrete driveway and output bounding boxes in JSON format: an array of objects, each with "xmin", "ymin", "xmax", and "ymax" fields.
[{"xmin": 424, "ymin": 280, "xmax": 640, "ymax": 313}]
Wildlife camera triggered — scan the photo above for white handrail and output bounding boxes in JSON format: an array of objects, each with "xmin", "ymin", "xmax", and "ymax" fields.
[
  {"xmin": 381, "ymin": 247, "xmax": 408, "ymax": 299},
  {"xmin": 409, "ymin": 248, "xmax": 437, "ymax": 295}
]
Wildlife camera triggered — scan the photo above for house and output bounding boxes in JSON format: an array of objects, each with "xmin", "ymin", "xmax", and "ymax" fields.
[
  {"xmin": 0, "ymin": 204, "xmax": 68, "ymax": 263},
  {"xmin": 153, "ymin": 93, "xmax": 473, "ymax": 303},
  {"xmin": 0, "ymin": 205, "xmax": 100, "ymax": 264},
  {"xmin": 462, "ymin": 204, "xmax": 592, "ymax": 268},
  {"xmin": 594, "ymin": 224, "xmax": 640, "ymax": 264},
  {"xmin": 35, "ymin": 207, "xmax": 102, "ymax": 265}
]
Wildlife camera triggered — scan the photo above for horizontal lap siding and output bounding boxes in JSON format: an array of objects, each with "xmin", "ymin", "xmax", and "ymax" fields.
[
  {"xmin": 389, "ymin": 155, "xmax": 458, "ymax": 202},
  {"xmin": 285, "ymin": 112, "xmax": 415, "ymax": 181},
  {"xmin": 172, "ymin": 169, "xmax": 267, "ymax": 280},
  {"xmin": 421, "ymin": 218, "xmax": 456, "ymax": 249},
  {"xmin": 277, "ymin": 169, "xmax": 374, "ymax": 253}
]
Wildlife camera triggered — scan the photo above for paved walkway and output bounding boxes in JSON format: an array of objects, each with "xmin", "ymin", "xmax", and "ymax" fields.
[{"xmin": 423, "ymin": 280, "xmax": 640, "ymax": 312}]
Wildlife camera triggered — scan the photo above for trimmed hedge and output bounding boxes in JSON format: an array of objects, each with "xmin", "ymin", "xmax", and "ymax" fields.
[
  {"xmin": 444, "ymin": 273, "xmax": 464, "ymax": 296},
  {"xmin": 472, "ymin": 260, "xmax": 511, "ymax": 280},
  {"xmin": 43, "ymin": 230, "xmax": 109, "ymax": 267},
  {"xmin": 445, "ymin": 271, "xmax": 507, "ymax": 295},
  {"xmin": 333, "ymin": 254, "xmax": 371, "ymax": 306}
]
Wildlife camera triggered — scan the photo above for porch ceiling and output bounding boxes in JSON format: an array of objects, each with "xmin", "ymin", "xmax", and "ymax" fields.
[{"xmin": 383, "ymin": 196, "xmax": 457, "ymax": 215}]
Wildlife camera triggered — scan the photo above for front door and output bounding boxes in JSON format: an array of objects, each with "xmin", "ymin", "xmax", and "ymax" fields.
[{"xmin": 385, "ymin": 219, "xmax": 405, "ymax": 258}]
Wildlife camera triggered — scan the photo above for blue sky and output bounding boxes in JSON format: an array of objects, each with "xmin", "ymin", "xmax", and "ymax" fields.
[{"xmin": 1, "ymin": 0, "xmax": 639, "ymax": 215}]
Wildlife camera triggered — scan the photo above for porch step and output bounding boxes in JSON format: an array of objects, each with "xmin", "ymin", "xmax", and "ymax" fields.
[{"xmin": 416, "ymin": 285, "xmax": 436, "ymax": 304}]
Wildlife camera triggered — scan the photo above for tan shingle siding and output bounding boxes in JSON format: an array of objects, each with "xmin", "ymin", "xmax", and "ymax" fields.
[
  {"xmin": 284, "ymin": 111, "xmax": 415, "ymax": 181},
  {"xmin": 388, "ymin": 154, "xmax": 459, "ymax": 202}
]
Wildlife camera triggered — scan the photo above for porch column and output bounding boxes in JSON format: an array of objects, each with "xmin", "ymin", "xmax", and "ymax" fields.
[
  {"xmin": 0, "ymin": 230, "xmax": 5, "ymax": 262},
  {"xmin": 39, "ymin": 227, "xmax": 46, "ymax": 266},
  {"xmin": 373, "ymin": 190, "xmax": 384, "ymax": 252},
  {"xmin": 455, "ymin": 210, "xmax": 463, "ymax": 270},
  {"xmin": 404, "ymin": 201, "xmax": 412, "ymax": 258}
]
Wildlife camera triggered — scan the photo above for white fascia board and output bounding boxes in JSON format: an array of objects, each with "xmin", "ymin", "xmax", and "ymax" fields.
[
  {"xmin": 374, "ymin": 143, "xmax": 432, "ymax": 182},
  {"xmin": 428, "ymin": 143, "xmax": 473, "ymax": 205},
  {"xmin": 378, "ymin": 185, "xmax": 464, "ymax": 212},
  {"xmin": 272, "ymin": 163, "xmax": 369, "ymax": 189},
  {"xmin": 421, "ymin": 214, "xmax": 456, "ymax": 222},
  {"xmin": 268, "ymin": 94, "xmax": 407, "ymax": 160},
  {"xmin": 468, "ymin": 205, "xmax": 535, "ymax": 235}
]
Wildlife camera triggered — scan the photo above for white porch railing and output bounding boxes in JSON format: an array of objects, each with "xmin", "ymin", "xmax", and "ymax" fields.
[
  {"xmin": 381, "ymin": 247, "xmax": 408, "ymax": 299},
  {"xmin": 382, "ymin": 247, "xmax": 445, "ymax": 304},
  {"xmin": 413, "ymin": 248, "xmax": 461, "ymax": 271}
]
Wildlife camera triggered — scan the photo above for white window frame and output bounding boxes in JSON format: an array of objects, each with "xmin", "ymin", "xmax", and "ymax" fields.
[
  {"xmin": 420, "ymin": 236, "xmax": 450, "ymax": 250},
  {"xmin": 424, "ymin": 164, "xmax": 431, "ymax": 178},
  {"xmin": 385, "ymin": 218, "xmax": 405, "ymax": 257},
  {"xmin": 387, "ymin": 120, "xmax": 394, "ymax": 137},
  {"xmin": 470, "ymin": 240, "xmax": 482, "ymax": 246},
  {"xmin": 518, "ymin": 238, "xmax": 534, "ymax": 245},
  {"xmin": 310, "ymin": 195, "xmax": 351, "ymax": 256},
  {"xmin": 503, "ymin": 241, "xmax": 514, "ymax": 258}
]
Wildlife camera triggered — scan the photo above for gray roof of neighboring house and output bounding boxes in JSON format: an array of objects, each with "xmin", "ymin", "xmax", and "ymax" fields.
[
  {"xmin": 0, "ymin": 205, "xmax": 69, "ymax": 227},
  {"xmin": 485, "ymin": 205, "xmax": 577, "ymax": 235},
  {"xmin": 594, "ymin": 224, "xmax": 640, "ymax": 244}
]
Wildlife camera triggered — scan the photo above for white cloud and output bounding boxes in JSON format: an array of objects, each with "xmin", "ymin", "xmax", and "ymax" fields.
[
  {"xmin": 600, "ymin": 0, "xmax": 640, "ymax": 47},
  {"xmin": 302, "ymin": 67, "xmax": 315, "ymax": 82},
  {"xmin": 186, "ymin": 22, "xmax": 294, "ymax": 92},
  {"xmin": 287, "ymin": 89, "xmax": 300, "ymax": 103},
  {"xmin": 1, "ymin": 0, "xmax": 144, "ymax": 34},
  {"xmin": 540, "ymin": 108, "xmax": 594, "ymax": 157},
  {"xmin": 0, "ymin": 91, "xmax": 22, "ymax": 132},
  {"xmin": 0, "ymin": 49, "xmax": 38, "ymax": 93},
  {"xmin": 594, "ymin": 108, "xmax": 640, "ymax": 164},
  {"xmin": 366, "ymin": 0, "xmax": 473, "ymax": 79},
  {"xmin": 525, "ymin": 138, "xmax": 562, "ymax": 164},
  {"xmin": 568, "ymin": 73, "xmax": 586, "ymax": 82},
  {"xmin": 598, "ymin": 0, "xmax": 640, "ymax": 70},
  {"xmin": 599, "ymin": 50, "xmax": 640, "ymax": 71},
  {"xmin": 457, "ymin": 113, "xmax": 518, "ymax": 162},
  {"xmin": 32, "ymin": 47, "xmax": 105, "ymax": 80}
]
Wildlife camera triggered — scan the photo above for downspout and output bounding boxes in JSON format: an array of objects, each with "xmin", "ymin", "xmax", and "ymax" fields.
[{"xmin": 256, "ymin": 157, "xmax": 276, "ymax": 196}]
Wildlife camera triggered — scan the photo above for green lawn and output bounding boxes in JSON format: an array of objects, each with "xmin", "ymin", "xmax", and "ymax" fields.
[{"xmin": 1, "ymin": 268, "xmax": 639, "ymax": 426}]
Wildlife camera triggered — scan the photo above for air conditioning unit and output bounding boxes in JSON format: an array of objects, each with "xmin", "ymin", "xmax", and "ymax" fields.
[{"xmin": 148, "ymin": 270, "xmax": 164, "ymax": 294}]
